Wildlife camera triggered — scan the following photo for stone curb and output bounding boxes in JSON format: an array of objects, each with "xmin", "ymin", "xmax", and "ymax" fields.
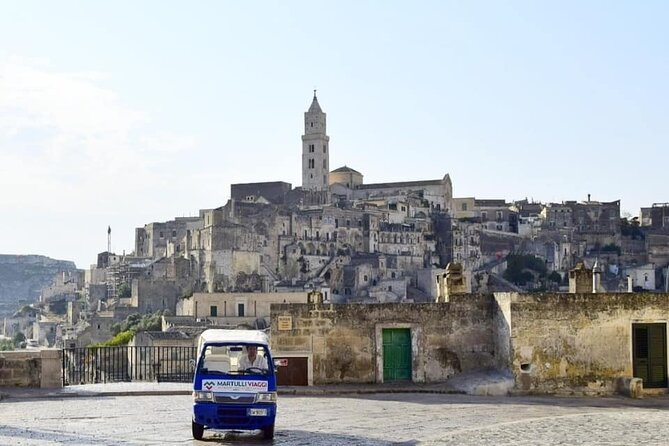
[{"xmin": 0, "ymin": 387, "xmax": 466, "ymax": 401}]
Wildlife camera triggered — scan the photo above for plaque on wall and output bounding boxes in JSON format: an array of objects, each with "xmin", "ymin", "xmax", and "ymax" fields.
[{"xmin": 278, "ymin": 316, "xmax": 292, "ymax": 331}]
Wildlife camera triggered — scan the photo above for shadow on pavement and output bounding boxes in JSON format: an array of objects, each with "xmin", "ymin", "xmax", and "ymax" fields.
[
  {"xmin": 339, "ymin": 392, "xmax": 669, "ymax": 410},
  {"xmin": 195, "ymin": 429, "xmax": 418, "ymax": 445},
  {"xmin": 0, "ymin": 425, "xmax": 134, "ymax": 445}
]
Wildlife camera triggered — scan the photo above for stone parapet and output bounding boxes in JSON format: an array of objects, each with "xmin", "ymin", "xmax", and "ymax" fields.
[{"xmin": 0, "ymin": 349, "xmax": 63, "ymax": 388}]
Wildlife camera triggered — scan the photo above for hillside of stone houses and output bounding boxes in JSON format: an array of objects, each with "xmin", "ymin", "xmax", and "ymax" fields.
[
  {"xmin": 10, "ymin": 191, "xmax": 669, "ymax": 350},
  {"xmin": 6, "ymin": 95, "xmax": 669, "ymax": 351}
]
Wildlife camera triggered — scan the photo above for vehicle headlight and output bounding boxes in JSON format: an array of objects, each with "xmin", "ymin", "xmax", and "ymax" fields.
[
  {"xmin": 193, "ymin": 391, "xmax": 213, "ymax": 402},
  {"xmin": 254, "ymin": 392, "xmax": 277, "ymax": 403}
]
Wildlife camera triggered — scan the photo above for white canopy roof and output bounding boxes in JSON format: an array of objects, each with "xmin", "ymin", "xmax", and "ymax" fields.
[{"xmin": 198, "ymin": 329, "xmax": 269, "ymax": 350}]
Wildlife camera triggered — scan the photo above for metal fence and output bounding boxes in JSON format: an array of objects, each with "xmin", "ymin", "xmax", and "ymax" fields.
[{"xmin": 62, "ymin": 346, "xmax": 197, "ymax": 386}]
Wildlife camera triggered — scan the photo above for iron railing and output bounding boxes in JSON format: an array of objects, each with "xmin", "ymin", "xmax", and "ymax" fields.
[{"xmin": 62, "ymin": 346, "xmax": 197, "ymax": 386}]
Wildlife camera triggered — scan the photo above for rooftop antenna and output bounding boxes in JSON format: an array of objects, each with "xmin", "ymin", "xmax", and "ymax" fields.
[{"xmin": 107, "ymin": 226, "xmax": 112, "ymax": 254}]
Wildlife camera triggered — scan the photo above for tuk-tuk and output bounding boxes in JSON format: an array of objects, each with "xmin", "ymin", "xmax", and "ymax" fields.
[{"xmin": 192, "ymin": 329, "xmax": 277, "ymax": 440}]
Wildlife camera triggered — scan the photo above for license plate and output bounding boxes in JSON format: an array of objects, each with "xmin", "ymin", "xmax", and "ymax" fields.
[{"xmin": 248, "ymin": 408, "xmax": 267, "ymax": 416}]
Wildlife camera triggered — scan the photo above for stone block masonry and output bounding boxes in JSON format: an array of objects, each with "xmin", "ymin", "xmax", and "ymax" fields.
[
  {"xmin": 272, "ymin": 291, "xmax": 669, "ymax": 395},
  {"xmin": 271, "ymin": 295, "xmax": 502, "ymax": 385},
  {"xmin": 0, "ymin": 349, "xmax": 62, "ymax": 388},
  {"xmin": 501, "ymin": 292, "xmax": 669, "ymax": 395}
]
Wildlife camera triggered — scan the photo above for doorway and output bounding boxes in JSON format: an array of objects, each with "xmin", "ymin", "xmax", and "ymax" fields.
[
  {"xmin": 633, "ymin": 323, "xmax": 667, "ymax": 388},
  {"xmin": 382, "ymin": 328, "xmax": 411, "ymax": 381}
]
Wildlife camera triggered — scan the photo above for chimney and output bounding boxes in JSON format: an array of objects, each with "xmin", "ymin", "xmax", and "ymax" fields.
[
  {"xmin": 587, "ymin": 193, "xmax": 591, "ymax": 202},
  {"xmin": 592, "ymin": 259, "xmax": 601, "ymax": 293}
]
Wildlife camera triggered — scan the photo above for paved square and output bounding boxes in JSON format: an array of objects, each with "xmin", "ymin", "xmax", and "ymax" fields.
[{"xmin": 1, "ymin": 394, "xmax": 668, "ymax": 445}]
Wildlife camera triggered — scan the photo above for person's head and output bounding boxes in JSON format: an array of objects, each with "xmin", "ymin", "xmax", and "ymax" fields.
[{"xmin": 247, "ymin": 345, "xmax": 257, "ymax": 359}]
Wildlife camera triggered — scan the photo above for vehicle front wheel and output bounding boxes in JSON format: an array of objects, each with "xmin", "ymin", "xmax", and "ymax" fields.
[
  {"xmin": 192, "ymin": 420, "xmax": 204, "ymax": 440},
  {"xmin": 262, "ymin": 423, "xmax": 274, "ymax": 440}
]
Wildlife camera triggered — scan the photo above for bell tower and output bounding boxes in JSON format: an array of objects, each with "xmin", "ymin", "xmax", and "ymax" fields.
[{"xmin": 302, "ymin": 91, "xmax": 330, "ymax": 192}]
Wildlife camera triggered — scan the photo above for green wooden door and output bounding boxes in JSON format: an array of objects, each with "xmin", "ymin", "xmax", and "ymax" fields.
[
  {"xmin": 383, "ymin": 328, "xmax": 412, "ymax": 381},
  {"xmin": 633, "ymin": 323, "xmax": 667, "ymax": 388}
]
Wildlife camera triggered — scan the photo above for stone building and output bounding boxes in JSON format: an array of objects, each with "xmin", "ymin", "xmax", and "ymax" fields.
[
  {"xmin": 451, "ymin": 220, "xmax": 482, "ymax": 270},
  {"xmin": 230, "ymin": 181, "xmax": 292, "ymax": 205},
  {"xmin": 135, "ymin": 217, "xmax": 203, "ymax": 259},
  {"xmin": 329, "ymin": 166, "xmax": 363, "ymax": 190},
  {"xmin": 646, "ymin": 203, "xmax": 669, "ymax": 230},
  {"xmin": 300, "ymin": 92, "xmax": 330, "ymax": 206},
  {"xmin": 123, "ymin": 93, "xmax": 455, "ymax": 304},
  {"xmin": 271, "ymin": 296, "xmax": 497, "ymax": 384},
  {"xmin": 271, "ymin": 291, "xmax": 669, "ymax": 395},
  {"xmin": 451, "ymin": 198, "xmax": 517, "ymax": 233},
  {"xmin": 497, "ymin": 291, "xmax": 669, "ymax": 394},
  {"xmin": 541, "ymin": 202, "xmax": 574, "ymax": 230},
  {"xmin": 331, "ymin": 173, "xmax": 452, "ymax": 215},
  {"xmin": 476, "ymin": 199, "xmax": 518, "ymax": 233},
  {"xmin": 177, "ymin": 291, "xmax": 309, "ymax": 328}
]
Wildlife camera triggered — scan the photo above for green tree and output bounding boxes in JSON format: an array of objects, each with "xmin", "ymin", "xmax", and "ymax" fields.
[
  {"xmin": 0, "ymin": 338, "xmax": 14, "ymax": 351},
  {"xmin": 90, "ymin": 311, "xmax": 165, "ymax": 346},
  {"xmin": 12, "ymin": 332, "xmax": 26, "ymax": 348},
  {"xmin": 548, "ymin": 271, "xmax": 562, "ymax": 284},
  {"xmin": 117, "ymin": 283, "xmax": 132, "ymax": 298},
  {"xmin": 504, "ymin": 254, "xmax": 548, "ymax": 286},
  {"xmin": 621, "ymin": 217, "xmax": 644, "ymax": 240}
]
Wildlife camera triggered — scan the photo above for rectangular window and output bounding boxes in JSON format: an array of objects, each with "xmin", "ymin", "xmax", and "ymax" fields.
[
  {"xmin": 172, "ymin": 230, "xmax": 176, "ymax": 237},
  {"xmin": 237, "ymin": 303, "xmax": 245, "ymax": 317},
  {"xmin": 462, "ymin": 203, "xmax": 468, "ymax": 211},
  {"xmin": 323, "ymin": 144, "xmax": 327, "ymax": 153},
  {"xmin": 210, "ymin": 305, "xmax": 218, "ymax": 317}
]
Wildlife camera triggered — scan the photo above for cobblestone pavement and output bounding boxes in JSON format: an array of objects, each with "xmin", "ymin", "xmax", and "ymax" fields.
[{"xmin": 1, "ymin": 393, "xmax": 668, "ymax": 445}]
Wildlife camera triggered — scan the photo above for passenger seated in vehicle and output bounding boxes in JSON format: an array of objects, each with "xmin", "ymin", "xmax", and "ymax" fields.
[{"xmin": 239, "ymin": 345, "xmax": 268, "ymax": 371}]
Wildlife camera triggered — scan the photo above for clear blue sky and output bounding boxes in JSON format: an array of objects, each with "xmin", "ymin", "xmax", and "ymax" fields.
[{"xmin": 1, "ymin": 1, "xmax": 667, "ymax": 268}]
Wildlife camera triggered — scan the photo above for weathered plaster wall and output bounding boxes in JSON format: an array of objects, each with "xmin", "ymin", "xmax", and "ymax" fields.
[
  {"xmin": 270, "ymin": 296, "xmax": 497, "ymax": 384},
  {"xmin": 504, "ymin": 292, "xmax": 669, "ymax": 395}
]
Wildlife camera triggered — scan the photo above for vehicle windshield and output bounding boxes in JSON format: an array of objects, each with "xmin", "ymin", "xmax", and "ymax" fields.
[{"xmin": 198, "ymin": 343, "xmax": 270, "ymax": 375}]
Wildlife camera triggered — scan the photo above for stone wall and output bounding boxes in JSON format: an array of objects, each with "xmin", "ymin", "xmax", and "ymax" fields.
[
  {"xmin": 502, "ymin": 292, "xmax": 669, "ymax": 395},
  {"xmin": 0, "ymin": 349, "xmax": 62, "ymax": 388},
  {"xmin": 270, "ymin": 296, "xmax": 498, "ymax": 384}
]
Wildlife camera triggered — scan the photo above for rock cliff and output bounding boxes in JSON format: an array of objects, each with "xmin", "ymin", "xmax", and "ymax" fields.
[{"xmin": 0, "ymin": 255, "xmax": 77, "ymax": 317}]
